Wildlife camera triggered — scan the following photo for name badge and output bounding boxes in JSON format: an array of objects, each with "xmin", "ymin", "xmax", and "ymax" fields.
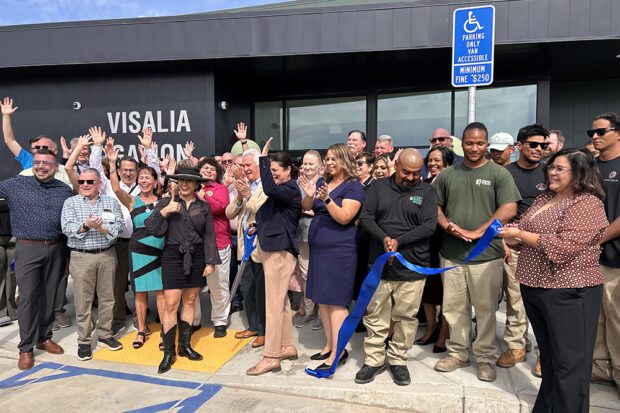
[{"xmin": 102, "ymin": 209, "xmax": 115, "ymax": 222}]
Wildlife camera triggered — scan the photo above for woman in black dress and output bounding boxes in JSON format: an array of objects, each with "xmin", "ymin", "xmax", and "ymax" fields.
[{"xmin": 145, "ymin": 167, "xmax": 221, "ymax": 374}]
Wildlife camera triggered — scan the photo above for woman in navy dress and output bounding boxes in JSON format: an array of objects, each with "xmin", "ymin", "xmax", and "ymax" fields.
[{"xmin": 300, "ymin": 143, "xmax": 364, "ymax": 371}]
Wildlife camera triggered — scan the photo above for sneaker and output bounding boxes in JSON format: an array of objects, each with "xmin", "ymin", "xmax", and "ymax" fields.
[
  {"xmin": 434, "ymin": 355, "xmax": 471, "ymax": 372},
  {"xmin": 388, "ymin": 364, "xmax": 411, "ymax": 386},
  {"xmin": 294, "ymin": 314, "xmax": 315, "ymax": 328},
  {"xmin": 525, "ymin": 337, "xmax": 532, "ymax": 353},
  {"xmin": 98, "ymin": 337, "xmax": 123, "ymax": 351},
  {"xmin": 77, "ymin": 344, "xmax": 93, "ymax": 361},
  {"xmin": 0, "ymin": 316, "xmax": 12, "ymax": 327},
  {"xmin": 52, "ymin": 321, "xmax": 60, "ymax": 331},
  {"xmin": 477, "ymin": 362, "xmax": 497, "ymax": 382},
  {"xmin": 112, "ymin": 323, "xmax": 127, "ymax": 338},
  {"xmin": 591, "ymin": 373, "xmax": 615, "ymax": 386},
  {"xmin": 54, "ymin": 312, "xmax": 71, "ymax": 329},
  {"xmin": 496, "ymin": 348, "xmax": 526, "ymax": 368},
  {"xmin": 355, "ymin": 364, "xmax": 387, "ymax": 384},
  {"xmin": 311, "ymin": 317, "xmax": 323, "ymax": 331},
  {"xmin": 214, "ymin": 325, "xmax": 227, "ymax": 338}
]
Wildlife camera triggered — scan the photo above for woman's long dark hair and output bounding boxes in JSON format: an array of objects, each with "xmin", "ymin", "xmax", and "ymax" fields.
[
  {"xmin": 270, "ymin": 151, "xmax": 298, "ymax": 180},
  {"xmin": 424, "ymin": 147, "xmax": 455, "ymax": 169},
  {"xmin": 545, "ymin": 148, "xmax": 605, "ymax": 200}
]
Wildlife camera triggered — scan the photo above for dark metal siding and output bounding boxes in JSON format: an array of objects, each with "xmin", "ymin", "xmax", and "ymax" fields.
[
  {"xmin": 549, "ymin": 78, "xmax": 620, "ymax": 148},
  {"xmin": 0, "ymin": 0, "xmax": 617, "ymax": 69}
]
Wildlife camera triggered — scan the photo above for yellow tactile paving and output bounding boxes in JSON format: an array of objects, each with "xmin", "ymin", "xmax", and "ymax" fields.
[{"xmin": 92, "ymin": 323, "xmax": 251, "ymax": 373}]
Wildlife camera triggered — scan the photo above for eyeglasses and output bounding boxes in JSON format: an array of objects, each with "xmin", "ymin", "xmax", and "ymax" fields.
[
  {"xmin": 32, "ymin": 145, "xmax": 50, "ymax": 151},
  {"xmin": 524, "ymin": 141, "xmax": 550, "ymax": 150},
  {"xmin": 587, "ymin": 127, "xmax": 619, "ymax": 138},
  {"xmin": 430, "ymin": 137, "xmax": 450, "ymax": 143},
  {"xmin": 221, "ymin": 160, "xmax": 234, "ymax": 165},
  {"xmin": 77, "ymin": 179, "xmax": 99, "ymax": 185},
  {"xmin": 355, "ymin": 161, "xmax": 368, "ymax": 167},
  {"xmin": 546, "ymin": 165, "xmax": 570, "ymax": 174},
  {"xmin": 32, "ymin": 160, "xmax": 57, "ymax": 167}
]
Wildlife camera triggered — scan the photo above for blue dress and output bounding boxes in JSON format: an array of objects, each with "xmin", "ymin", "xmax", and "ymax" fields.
[
  {"xmin": 129, "ymin": 196, "xmax": 165, "ymax": 292},
  {"xmin": 307, "ymin": 179, "xmax": 365, "ymax": 307}
]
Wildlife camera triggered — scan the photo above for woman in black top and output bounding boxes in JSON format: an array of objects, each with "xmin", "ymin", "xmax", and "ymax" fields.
[
  {"xmin": 246, "ymin": 139, "xmax": 302, "ymax": 376},
  {"xmin": 145, "ymin": 167, "xmax": 221, "ymax": 374}
]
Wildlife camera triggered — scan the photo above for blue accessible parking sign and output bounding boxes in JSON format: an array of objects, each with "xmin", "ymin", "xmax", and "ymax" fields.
[{"xmin": 452, "ymin": 5, "xmax": 495, "ymax": 87}]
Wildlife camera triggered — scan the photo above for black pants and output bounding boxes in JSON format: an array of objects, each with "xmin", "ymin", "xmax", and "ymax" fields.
[
  {"xmin": 14, "ymin": 242, "xmax": 66, "ymax": 352},
  {"xmin": 0, "ymin": 236, "xmax": 17, "ymax": 320},
  {"xmin": 239, "ymin": 259, "xmax": 266, "ymax": 336},
  {"xmin": 521, "ymin": 284, "xmax": 603, "ymax": 413}
]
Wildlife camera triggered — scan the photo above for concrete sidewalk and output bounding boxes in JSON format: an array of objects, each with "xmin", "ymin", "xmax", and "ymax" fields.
[{"xmin": 0, "ymin": 283, "xmax": 619, "ymax": 412}]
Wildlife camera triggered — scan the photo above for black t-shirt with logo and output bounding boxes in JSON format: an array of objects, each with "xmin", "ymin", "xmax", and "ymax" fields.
[
  {"xmin": 597, "ymin": 156, "xmax": 620, "ymax": 267},
  {"xmin": 505, "ymin": 162, "xmax": 547, "ymax": 220}
]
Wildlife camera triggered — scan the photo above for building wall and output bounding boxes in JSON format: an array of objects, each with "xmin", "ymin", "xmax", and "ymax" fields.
[{"xmin": 550, "ymin": 78, "xmax": 620, "ymax": 148}]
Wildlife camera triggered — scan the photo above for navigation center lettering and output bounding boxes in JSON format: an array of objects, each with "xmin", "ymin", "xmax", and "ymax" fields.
[{"xmin": 107, "ymin": 110, "xmax": 191, "ymax": 134}]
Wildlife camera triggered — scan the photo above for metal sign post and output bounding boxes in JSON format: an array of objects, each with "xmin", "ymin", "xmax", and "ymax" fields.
[{"xmin": 452, "ymin": 5, "xmax": 495, "ymax": 123}]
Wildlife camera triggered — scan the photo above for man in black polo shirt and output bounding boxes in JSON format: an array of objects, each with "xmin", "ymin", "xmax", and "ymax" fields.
[
  {"xmin": 0, "ymin": 149, "xmax": 73, "ymax": 370},
  {"xmin": 357, "ymin": 148, "xmax": 438, "ymax": 386},
  {"xmin": 591, "ymin": 112, "xmax": 620, "ymax": 391},
  {"xmin": 497, "ymin": 124, "xmax": 548, "ymax": 372}
]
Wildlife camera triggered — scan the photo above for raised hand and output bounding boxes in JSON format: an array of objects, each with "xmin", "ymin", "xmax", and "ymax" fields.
[
  {"xmin": 105, "ymin": 136, "xmax": 115, "ymax": 155},
  {"xmin": 316, "ymin": 183, "xmax": 329, "ymax": 201},
  {"xmin": 76, "ymin": 134, "xmax": 92, "ymax": 148},
  {"xmin": 298, "ymin": 175, "xmax": 317, "ymax": 198},
  {"xmin": 183, "ymin": 141, "xmax": 195, "ymax": 158},
  {"xmin": 234, "ymin": 122, "xmax": 248, "ymax": 141},
  {"xmin": 137, "ymin": 127, "xmax": 153, "ymax": 149},
  {"xmin": 261, "ymin": 137, "xmax": 273, "ymax": 156},
  {"xmin": 164, "ymin": 189, "xmax": 181, "ymax": 215},
  {"xmin": 231, "ymin": 164, "xmax": 245, "ymax": 180},
  {"xmin": 60, "ymin": 136, "xmax": 72, "ymax": 158},
  {"xmin": 165, "ymin": 156, "xmax": 177, "ymax": 176},
  {"xmin": 137, "ymin": 144, "xmax": 146, "ymax": 163},
  {"xmin": 85, "ymin": 213, "xmax": 103, "ymax": 229},
  {"xmin": 89, "ymin": 126, "xmax": 106, "ymax": 147},
  {"xmin": 106, "ymin": 144, "xmax": 119, "ymax": 163},
  {"xmin": 0, "ymin": 97, "xmax": 18, "ymax": 116}
]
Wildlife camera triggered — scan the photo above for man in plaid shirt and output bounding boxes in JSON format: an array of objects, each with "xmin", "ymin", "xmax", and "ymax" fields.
[{"xmin": 61, "ymin": 168, "xmax": 124, "ymax": 361}]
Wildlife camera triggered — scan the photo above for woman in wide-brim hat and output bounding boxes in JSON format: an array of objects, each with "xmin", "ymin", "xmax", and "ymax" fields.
[{"xmin": 145, "ymin": 167, "xmax": 222, "ymax": 374}]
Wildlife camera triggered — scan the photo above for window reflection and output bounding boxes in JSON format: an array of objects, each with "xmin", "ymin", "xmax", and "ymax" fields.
[
  {"xmin": 454, "ymin": 84, "xmax": 537, "ymax": 138},
  {"xmin": 287, "ymin": 97, "xmax": 366, "ymax": 150},
  {"xmin": 377, "ymin": 91, "xmax": 452, "ymax": 147},
  {"xmin": 254, "ymin": 101, "xmax": 283, "ymax": 150}
]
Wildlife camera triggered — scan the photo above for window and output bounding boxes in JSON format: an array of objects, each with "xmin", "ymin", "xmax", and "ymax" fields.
[
  {"xmin": 377, "ymin": 91, "xmax": 452, "ymax": 147},
  {"xmin": 254, "ymin": 101, "xmax": 283, "ymax": 151},
  {"xmin": 454, "ymin": 84, "xmax": 537, "ymax": 139},
  {"xmin": 287, "ymin": 97, "xmax": 366, "ymax": 150}
]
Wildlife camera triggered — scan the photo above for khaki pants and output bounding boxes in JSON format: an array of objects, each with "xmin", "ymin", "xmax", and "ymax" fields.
[
  {"xmin": 593, "ymin": 265, "xmax": 620, "ymax": 383},
  {"xmin": 194, "ymin": 245, "xmax": 232, "ymax": 327},
  {"xmin": 70, "ymin": 248, "xmax": 117, "ymax": 344},
  {"xmin": 258, "ymin": 245, "xmax": 296, "ymax": 358},
  {"xmin": 363, "ymin": 279, "xmax": 425, "ymax": 366},
  {"xmin": 441, "ymin": 256, "xmax": 503, "ymax": 364},
  {"xmin": 297, "ymin": 242, "xmax": 315, "ymax": 316},
  {"xmin": 502, "ymin": 249, "xmax": 528, "ymax": 349}
]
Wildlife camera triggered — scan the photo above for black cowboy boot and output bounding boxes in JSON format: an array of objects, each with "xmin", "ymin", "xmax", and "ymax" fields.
[
  {"xmin": 158, "ymin": 325, "xmax": 177, "ymax": 374},
  {"xmin": 178, "ymin": 320, "xmax": 203, "ymax": 361}
]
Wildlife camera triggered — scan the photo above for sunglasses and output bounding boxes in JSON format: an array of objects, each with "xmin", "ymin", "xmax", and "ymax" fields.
[
  {"xmin": 524, "ymin": 141, "xmax": 549, "ymax": 150},
  {"xmin": 356, "ymin": 161, "xmax": 368, "ymax": 167},
  {"xmin": 587, "ymin": 127, "xmax": 619, "ymax": 138},
  {"xmin": 221, "ymin": 160, "xmax": 234, "ymax": 165},
  {"xmin": 32, "ymin": 145, "xmax": 50, "ymax": 151},
  {"xmin": 78, "ymin": 179, "xmax": 99, "ymax": 185},
  {"xmin": 430, "ymin": 137, "xmax": 450, "ymax": 143}
]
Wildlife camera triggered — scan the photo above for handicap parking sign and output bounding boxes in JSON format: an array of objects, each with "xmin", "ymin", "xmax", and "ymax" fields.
[{"xmin": 452, "ymin": 5, "xmax": 495, "ymax": 87}]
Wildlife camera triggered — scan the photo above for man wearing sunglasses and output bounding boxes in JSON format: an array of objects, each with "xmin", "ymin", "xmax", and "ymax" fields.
[
  {"xmin": 61, "ymin": 168, "xmax": 124, "ymax": 361},
  {"xmin": 0, "ymin": 149, "xmax": 74, "ymax": 370},
  {"xmin": 498, "ymin": 124, "xmax": 549, "ymax": 374},
  {"xmin": 591, "ymin": 112, "xmax": 620, "ymax": 390},
  {"xmin": 1, "ymin": 97, "xmax": 72, "ymax": 187}
]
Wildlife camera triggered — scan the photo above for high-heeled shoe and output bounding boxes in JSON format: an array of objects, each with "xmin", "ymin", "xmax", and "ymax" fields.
[
  {"xmin": 310, "ymin": 351, "xmax": 331, "ymax": 361},
  {"xmin": 414, "ymin": 326, "xmax": 440, "ymax": 345},
  {"xmin": 316, "ymin": 349, "xmax": 348, "ymax": 371}
]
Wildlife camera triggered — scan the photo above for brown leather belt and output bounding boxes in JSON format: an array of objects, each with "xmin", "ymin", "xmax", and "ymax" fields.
[
  {"xmin": 17, "ymin": 239, "xmax": 59, "ymax": 245},
  {"xmin": 70, "ymin": 246, "xmax": 114, "ymax": 254}
]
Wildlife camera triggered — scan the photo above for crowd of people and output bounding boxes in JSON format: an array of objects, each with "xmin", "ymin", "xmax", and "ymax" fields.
[{"xmin": 0, "ymin": 95, "xmax": 619, "ymax": 412}]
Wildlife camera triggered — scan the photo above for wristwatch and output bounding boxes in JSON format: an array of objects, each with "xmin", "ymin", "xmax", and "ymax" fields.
[
  {"xmin": 324, "ymin": 197, "xmax": 332, "ymax": 205},
  {"xmin": 81, "ymin": 224, "xmax": 90, "ymax": 232}
]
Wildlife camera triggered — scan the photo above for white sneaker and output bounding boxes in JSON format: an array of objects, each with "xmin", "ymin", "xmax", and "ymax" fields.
[{"xmin": 294, "ymin": 314, "xmax": 315, "ymax": 328}]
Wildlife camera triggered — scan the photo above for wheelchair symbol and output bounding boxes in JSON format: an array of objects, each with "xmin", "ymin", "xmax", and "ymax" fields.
[{"xmin": 463, "ymin": 11, "xmax": 484, "ymax": 33}]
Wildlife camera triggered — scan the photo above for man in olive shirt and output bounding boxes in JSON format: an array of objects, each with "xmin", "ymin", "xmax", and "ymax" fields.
[
  {"xmin": 358, "ymin": 149, "xmax": 437, "ymax": 386},
  {"xmin": 432, "ymin": 122, "xmax": 520, "ymax": 382}
]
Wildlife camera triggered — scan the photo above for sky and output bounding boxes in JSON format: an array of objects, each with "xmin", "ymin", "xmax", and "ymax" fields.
[{"xmin": 0, "ymin": 0, "xmax": 284, "ymax": 26}]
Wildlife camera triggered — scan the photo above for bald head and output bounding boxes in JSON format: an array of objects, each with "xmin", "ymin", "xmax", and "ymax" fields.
[
  {"xmin": 395, "ymin": 148, "xmax": 423, "ymax": 188},
  {"xmin": 431, "ymin": 128, "xmax": 453, "ymax": 149}
]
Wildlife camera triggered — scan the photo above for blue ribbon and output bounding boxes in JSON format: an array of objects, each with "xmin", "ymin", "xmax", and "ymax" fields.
[
  {"xmin": 305, "ymin": 219, "xmax": 503, "ymax": 379},
  {"xmin": 241, "ymin": 227, "xmax": 257, "ymax": 263}
]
